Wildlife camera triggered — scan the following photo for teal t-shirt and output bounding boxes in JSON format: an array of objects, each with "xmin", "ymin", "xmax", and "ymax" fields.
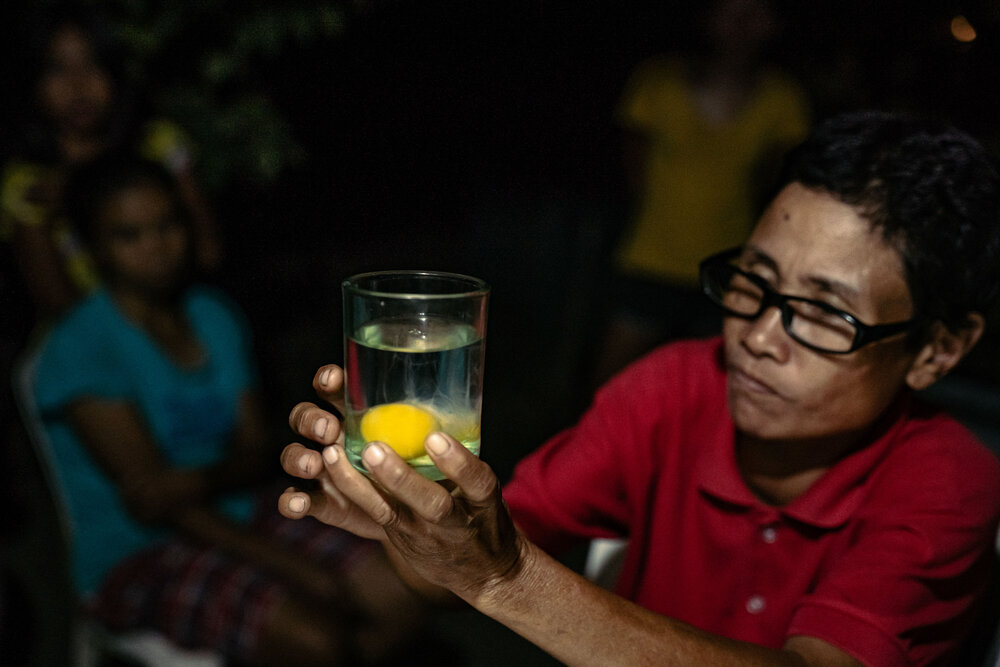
[{"xmin": 34, "ymin": 286, "xmax": 257, "ymax": 597}]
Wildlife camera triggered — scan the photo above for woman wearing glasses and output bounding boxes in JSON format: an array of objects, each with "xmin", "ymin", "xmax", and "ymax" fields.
[{"xmin": 280, "ymin": 112, "xmax": 1000, "ymax": 667}]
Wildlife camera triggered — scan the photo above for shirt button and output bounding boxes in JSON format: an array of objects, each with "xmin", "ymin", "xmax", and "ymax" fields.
[
  {"xmin": 761, "ymin": 527, "xmax": 778, "ymax": 544},
  {"xmin": 746, "ymin": 595, "xmax": 767, "ymax": 614}
]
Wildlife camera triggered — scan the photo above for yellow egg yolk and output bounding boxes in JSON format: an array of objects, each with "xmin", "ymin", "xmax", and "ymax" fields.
[{"xmin": 360, "ymin": 402, "xmax": 440, "ymax": 460}]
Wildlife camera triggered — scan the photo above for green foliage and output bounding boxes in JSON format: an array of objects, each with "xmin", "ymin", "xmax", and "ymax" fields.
[{"xmin": 79, "ymin": 0, "xmax": 348, "ymax": 192}]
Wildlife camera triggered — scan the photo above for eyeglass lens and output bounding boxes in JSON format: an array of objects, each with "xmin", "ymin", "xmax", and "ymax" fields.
[{"xmin": 708, "ymin": 266, "xmax": 857, "ymax": 353}]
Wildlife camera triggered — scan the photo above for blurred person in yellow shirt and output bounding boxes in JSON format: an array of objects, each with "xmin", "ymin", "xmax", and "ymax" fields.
[{"xmin": 595, "ymin": 0, "xmax": 810, "ymax": 385}]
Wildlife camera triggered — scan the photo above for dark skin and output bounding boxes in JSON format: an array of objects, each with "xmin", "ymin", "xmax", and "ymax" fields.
[
  {"xmin": 279, "ymin": 185, "xmax": 986, "ymax": 665},
  {"xmin": 66, "ymin": 183, "xmax": 422, "ymax": 665},
  {"xmin": 279, "ymin": 367, "xmax": 861, "ymax": 666}
]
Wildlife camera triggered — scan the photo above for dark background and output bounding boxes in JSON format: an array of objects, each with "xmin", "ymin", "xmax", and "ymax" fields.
[
  {"xmin": 2, "ymin": 2, "xmax": 1000, "ymax": 663},
  {"xmin": 3, "ymin": 1, "xmax": 999, "ymax": 468},
  {"xmin": 216, "ymin": 0, "xmax": 1000, "ymax": 477}
]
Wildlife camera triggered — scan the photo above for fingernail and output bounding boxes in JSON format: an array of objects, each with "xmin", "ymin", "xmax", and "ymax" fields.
[
  {"xmin": 323, "ymin": 446, "xmax": 338, "ymax": 465},
  {"xmin": 297, "ymin": 453, "xmax": 313, "ymax": 474},
  {"xmin": 313, "ymin": 417, "xmax": 328, "ymax": 439},
  {"xmin": 363, "ymin": 442, "xmax": 385, "ymax": 466},
  {"xmin": 319, "ymin": 368, "xmax": 331, "ymax": 387},
  {"xmin": 426, "ymin": 432, "xmax": 450, "ymax": 455},
  {"xmin": 289, "ymin": 496, "xmax": 305, "ymax": 513}
]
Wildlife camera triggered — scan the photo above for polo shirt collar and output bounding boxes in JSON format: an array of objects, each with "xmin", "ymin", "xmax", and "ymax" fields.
[{"xmin": 697, "ymin": 394, "xmax": 911, "ymax": 529}]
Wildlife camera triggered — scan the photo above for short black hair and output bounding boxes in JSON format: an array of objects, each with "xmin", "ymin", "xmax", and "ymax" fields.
[
  {"xmin": 63, "ymin": 151, "xmax": 188, "ymax": 250},
  {"xmin": 778, "ymin": 110, "xmax": 1000, "ymax": 332}
]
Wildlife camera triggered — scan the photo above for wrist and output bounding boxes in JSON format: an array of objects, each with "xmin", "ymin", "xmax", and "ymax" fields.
[{"xmin": 468, "ymin": 533, "xmax": 540, "ymax": 612}]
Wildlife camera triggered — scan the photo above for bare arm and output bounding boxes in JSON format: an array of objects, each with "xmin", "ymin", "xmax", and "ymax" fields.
[
  {"xmin": 279, "ymin": 366, "xmax": 864, "ymax": 667},
  {"xmin": 68, "ymin": 392, "xmax": 269, "ymax": 519},
  {"xmin": 206, "ymin": 391, "xmax": 272, "ymax": 493},
  {"xmin": 67, "ymin": 397, "xmax": 205, "ymax": 518},
  {"xmin": 473, "ymin": 538, "xmax": 859, "ymax": 666},
  {"xmin": 67, "ymin": 393, "xmax": 350, "ymax": 602}
]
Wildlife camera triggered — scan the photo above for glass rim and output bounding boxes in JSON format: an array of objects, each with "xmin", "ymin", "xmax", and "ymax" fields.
[{"xmin": 342, "ymin": 270, "xmax": 490, "ymax": 299}]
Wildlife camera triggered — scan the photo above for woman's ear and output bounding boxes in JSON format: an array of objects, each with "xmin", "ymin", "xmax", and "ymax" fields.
[{"xmin": 906, "ymin": 314, "xmax": 985, "ymax": 390}]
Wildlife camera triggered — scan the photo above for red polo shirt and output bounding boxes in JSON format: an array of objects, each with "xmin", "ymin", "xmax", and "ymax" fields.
[{"xmin": 504, "ymin": 338, "xmax": 1000, "ymax": 666}]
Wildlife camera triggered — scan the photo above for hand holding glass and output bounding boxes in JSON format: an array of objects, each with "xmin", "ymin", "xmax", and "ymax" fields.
[{"xmin": 342, "ymin": 271, "xmax": 489, "ymax": 480}]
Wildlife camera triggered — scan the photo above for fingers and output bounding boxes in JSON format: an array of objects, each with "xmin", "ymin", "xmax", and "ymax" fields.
[
  {"xmin": 278, "ymin": 483, "xmax": 354, "ymax": 530},
  {"xmin": 288, "ymin": 402, "xmax": 344, "ymax": 447},
  {"xmin": 360, "ymin": 439, "xmax": 462, "ymax": 524},
  {"xmin": 312, "ymin": 364, "xmax": 347, "ymax": 415},
  {"xmin": 287, "ymin": 364, "xmax": 347, "ymax": 446},
  {"xmin": 279, "ymin": 457, "xmax": 385, "ymax": 542},
  {"xmin": 356, "ymin": 432, "xmax": 499, "ymax": 525},
  {"xmin": 324, "ymin": 444, "xmax": 404, "ymax": 527},
  {"xmin": 279, "ymin": 442, "xmax": 326, "ymax": 480},
  {"xmin": 283, "ymin": 401, "xmax": 500, "ymax": 541},
  {"xmin": 279, "ymin": 442, "xmax": 378, "ymax": 528},
  {"xmin": 424, "ymin": 432, "xmax": 499, "ymax": 504},
  {"xmin": 278, "ymin": 486, "xmax": 314, "ymax": 518}
]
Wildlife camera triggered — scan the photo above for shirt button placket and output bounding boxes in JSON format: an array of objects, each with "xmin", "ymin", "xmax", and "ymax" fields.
[{"xmin": 746, "ymin": 521, "xmax": 777, "ymax": 615}]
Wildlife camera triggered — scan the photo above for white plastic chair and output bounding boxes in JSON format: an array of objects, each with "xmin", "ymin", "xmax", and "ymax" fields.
[
  {"xmin": 11, "ymin": 346, "xmax": 224, "ymax": 667},
  {"xmin": 583, "ymin": 537, "xmax": 627, "ymax": 590}
]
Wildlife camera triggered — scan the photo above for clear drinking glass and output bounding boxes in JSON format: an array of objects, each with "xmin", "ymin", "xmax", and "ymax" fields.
[{"xmin": 342, "ymin": 271, "xmax": 489, "ymax": 480}]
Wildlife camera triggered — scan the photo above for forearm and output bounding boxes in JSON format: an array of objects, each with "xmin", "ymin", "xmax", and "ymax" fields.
[
  {"xmin": 279, "ymin": 380, "xmax": 860, "ymax": 666},
  {"xmin": 473, "ymin": 539, "xmax": 810, "ymax": 667},
  {"xmin": 173, "ymin": 506, "xmax": 251, "ymax": 552},
  {"xmin": 172, "ymin": 506, "xmax": 296, "ymax": 579},
  {"xmin": 214, "ymin": 393, "xmax": 273, "ymax": 489},
  {"xmin": 199, "ymin": 393, "xmax": 273, "ymax": 496},
  {"xmin": 201, "ymin": 452, "xmax": 267, "ymax": 495},
  {"xmin": 172, "ymin": 505, "xmax": 354, "ymax": 608}
]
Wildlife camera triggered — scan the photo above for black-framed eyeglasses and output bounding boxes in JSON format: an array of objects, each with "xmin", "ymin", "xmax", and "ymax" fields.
[{"xmin": 699, "ymin": 247, "xmax": 920, "ymax": 354}]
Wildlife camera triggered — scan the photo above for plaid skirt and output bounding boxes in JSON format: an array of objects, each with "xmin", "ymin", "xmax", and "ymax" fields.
[{"xmin": 86, "ymin": 495, "xmax": 375, "ymax": 660}]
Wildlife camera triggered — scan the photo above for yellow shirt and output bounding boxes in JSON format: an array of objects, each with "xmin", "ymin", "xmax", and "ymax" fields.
[{"xmin": 615, "ymin": 57, "xmax": 810, "ymax": 285}]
